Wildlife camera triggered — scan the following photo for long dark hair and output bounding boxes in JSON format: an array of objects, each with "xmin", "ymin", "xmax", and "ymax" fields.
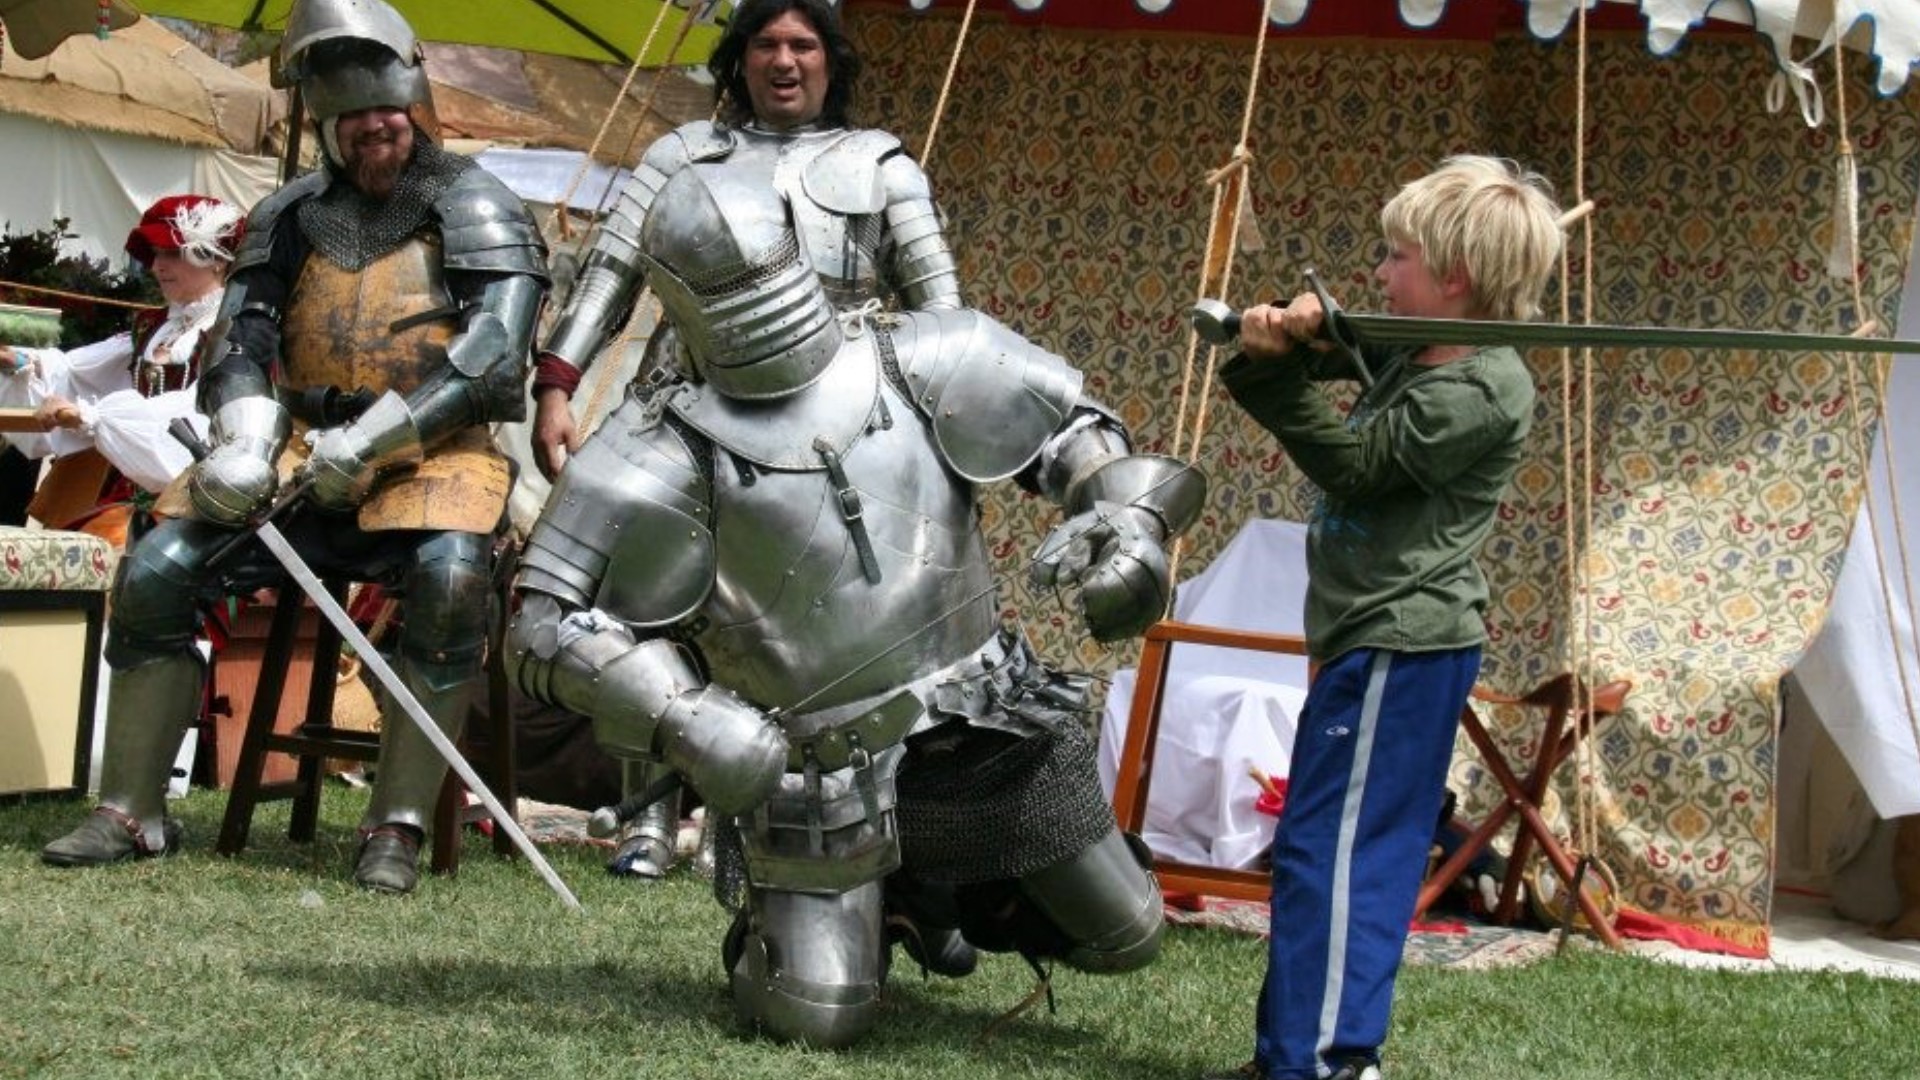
[{"xmin": 708, "ymin": 0, "xmax": 861, "ymax": 128}]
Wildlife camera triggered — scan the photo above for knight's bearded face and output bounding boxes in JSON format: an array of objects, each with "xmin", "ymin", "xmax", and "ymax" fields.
[{"xmin": 336, "ymin": 106, "xmax": 414, "ymax": 199}]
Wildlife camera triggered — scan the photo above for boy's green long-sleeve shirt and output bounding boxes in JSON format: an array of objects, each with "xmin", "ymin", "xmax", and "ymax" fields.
[{"xmin": 1221, "ymin": 344, "xmax": 1535, "ymax": 663}]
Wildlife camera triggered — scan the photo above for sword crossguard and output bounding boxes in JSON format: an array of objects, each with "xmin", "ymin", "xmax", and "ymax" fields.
[{"xmin": 1303, "ymin": 268, "xmax": 1373, "ymax": 390}]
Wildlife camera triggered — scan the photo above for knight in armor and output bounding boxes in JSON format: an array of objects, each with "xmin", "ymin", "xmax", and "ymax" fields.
[
  {"xmin": 531, "ymin": 0, "xmax": 961, "ymax": 885},
  {"xmin": 39, "ymin": 0, "xmax": 549, "ymax": 895},
  {"xmin": 508, "ymin": 162, "xmax": 1204, "ymax": 1048},
  {"xmin": 0, "ymin": 195, "xmax": 244, "ymax": 549}
]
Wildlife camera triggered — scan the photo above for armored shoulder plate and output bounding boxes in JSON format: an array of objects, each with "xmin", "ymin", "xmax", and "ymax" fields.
[
  {"xmin": 801, "ymin": 129, "xmax": 904, "ymax": 216},
  {"xmin": 434, "ymin": 169, "xmax": 550, "ymax": 281},
  {"xmin": 890, "ymin": 309, "xmax": 1083, "ymax": 482},
  {"xmin": 676, "ymin": 120, "xmax": 737, "ymax": 163},
  {"xmin": 517, "ymin": 396, "xmax": 716, "ymax": 628},
  {"xmin": 231, "ymin": 172, "xmax": 329, "ymax": 275}
]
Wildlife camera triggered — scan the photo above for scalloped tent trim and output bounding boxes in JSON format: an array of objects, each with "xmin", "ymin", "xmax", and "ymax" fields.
[{"xmin": 891, "ymin": 0, "xmax": 1919, "ymax": 97}]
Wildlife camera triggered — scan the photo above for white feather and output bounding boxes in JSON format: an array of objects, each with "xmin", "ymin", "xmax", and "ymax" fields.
[{"xmin": 170, "ymin": 201, "xmax": 245, "ymax": 268}]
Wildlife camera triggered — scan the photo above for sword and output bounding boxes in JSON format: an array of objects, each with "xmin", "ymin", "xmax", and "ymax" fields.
[
  {"xmin": 170, "ymin": 419, "xmax": 584, "ymax": 913},
  {"xmin": 1191, "ymin": 270, "xmax": 1920, "ymax": 370}
]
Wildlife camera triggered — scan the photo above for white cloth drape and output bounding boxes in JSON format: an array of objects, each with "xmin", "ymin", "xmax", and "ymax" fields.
[{"xmin": 1098, "ymin": 518, "xmax": 1311, "ymax": 869}]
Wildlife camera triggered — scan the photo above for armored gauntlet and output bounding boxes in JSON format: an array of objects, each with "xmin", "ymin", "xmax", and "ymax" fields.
[
  {"xmin": 299, "ymin": 390, "xmax": 425, "ymax": 512},
  {"xmin": 1032, "ymin": 501, "xmax": 1175, "ymax": 643},
  {"xmin": 1033, "ymin": 449, "xmax": 1208, "ymax": 643},
  {"xmin": 189, "ymin": 397, "xmax": 290, "ymax": 526}
]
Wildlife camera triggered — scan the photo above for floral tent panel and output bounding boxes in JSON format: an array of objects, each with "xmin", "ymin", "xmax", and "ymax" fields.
[{"xmin": 843, "ymin": 6, "xmax": 1917, "ymax": 947}]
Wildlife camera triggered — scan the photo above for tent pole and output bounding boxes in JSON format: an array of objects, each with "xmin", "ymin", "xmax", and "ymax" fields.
[{"xmin": 282, "ymin": 84, "xmax": 304, "ymax": 186}]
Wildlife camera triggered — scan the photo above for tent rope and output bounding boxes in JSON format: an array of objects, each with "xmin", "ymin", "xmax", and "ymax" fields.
[
  {"xmin": 1559, "ymin": 0, "xmax": 1603, "ymax": 876},
  {"xmin": 920, "ymin": 0, "xmax": 980, "ymax": 164},
  {"xmin": 1163, "ymin": 1, "xmax": 1273, "ymax": 592},
  {"xmin": 544, "ymin": 0, "xmax": 675, "ymax": 242},
  {"xmin": 1825, "ymin": 45, "xmax": 1920, "ymax": 780},
  {"xmin": 1171, "ymin": 0, "xmax": 1272, "ymax": 463}
]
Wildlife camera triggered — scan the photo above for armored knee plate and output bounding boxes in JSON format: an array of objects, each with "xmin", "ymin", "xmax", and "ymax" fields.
[
  {"xmin": 106, "ymin": 518, "xmax": 225, "ymax": 665},
  {"xmin": 1016, "ymin": 828, "xmax": 1163, "ymax": 974},
  {"xmin": 729, "ymin": 882, "xmax": 885, "ymax": 1049},
  {"xmin": 396, "ymin": 530, "xmax": 493, "ymax": 689}
]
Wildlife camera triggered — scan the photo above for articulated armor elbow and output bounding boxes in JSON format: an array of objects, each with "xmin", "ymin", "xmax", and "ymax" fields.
[{"xmin": 593, "ymin": 640, "xmax": 788, "ymax": 817}]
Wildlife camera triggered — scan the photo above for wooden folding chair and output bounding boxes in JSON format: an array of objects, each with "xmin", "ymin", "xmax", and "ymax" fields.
[
  {"xmin": 1108, "ymin": 619, "xmax": 1309, "ymax": 902},
  {"xmin": 1414, "ymin": 674, "xmax": 1631, "ymax": 948}
]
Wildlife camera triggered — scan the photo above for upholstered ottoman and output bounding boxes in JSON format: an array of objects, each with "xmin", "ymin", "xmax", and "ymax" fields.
[{"xmin": 0, "ymin": 526, "xmax": 113, "ymax": 798}]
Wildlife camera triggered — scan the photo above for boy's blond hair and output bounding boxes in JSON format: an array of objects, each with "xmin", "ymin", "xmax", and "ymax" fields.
[{"xmin": 1380, "ymin": 155, "xmax": 1562, "ymax": 321}]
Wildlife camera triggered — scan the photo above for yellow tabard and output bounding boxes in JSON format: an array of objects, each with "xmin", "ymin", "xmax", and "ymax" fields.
[{"xmin": 154, "ymin": 238, "xmax": 510, "ymax": 533}]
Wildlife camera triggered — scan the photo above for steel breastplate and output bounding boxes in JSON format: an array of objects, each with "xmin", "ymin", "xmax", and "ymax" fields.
[
  {"xmin": 725, "ymin": 127, "xmax": 885, "ymax": 308},
  {"xmin": 277, "ymin": 238, "xmax": 508, "ymax": 533},
  {"xmin": 679, "ymin": 373, "xmax": 1000, "ymax": 714},
  {"xmin": 281, "ymin": 237, "xmax": 454, "ymax": 396}
]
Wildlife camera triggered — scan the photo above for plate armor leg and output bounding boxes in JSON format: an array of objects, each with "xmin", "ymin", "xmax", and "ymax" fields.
[
  {"xmin": 728, "ymin": 880, "xmax": 886, "ymax": 1049},
  {"xmin": 1015, "ymin": 828, "xmax": 1164, "ymax": 974},
  {"xmin": 41, "ymin": 654, "xmax": 203, "ymax": 862},
  {"xmin": 361, "ymin": 530, "xmax": 491, "ymax": 834}
]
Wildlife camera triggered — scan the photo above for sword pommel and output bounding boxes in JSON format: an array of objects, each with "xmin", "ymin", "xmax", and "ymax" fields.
[{"xmin": 1190, "ymin": 298, "xmax": 1240, "ymax": 346}]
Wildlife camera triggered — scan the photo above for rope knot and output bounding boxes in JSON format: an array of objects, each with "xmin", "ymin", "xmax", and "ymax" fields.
[
  {"xmin": 1205, "ymin": 145, "xmax": 1256, "ymax": 189},
  {"xmin": 838, "ymin": 298, "xmax": 886, "ymax": 339}
]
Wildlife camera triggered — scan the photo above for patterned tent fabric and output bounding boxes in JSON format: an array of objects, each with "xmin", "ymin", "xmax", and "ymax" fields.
[
  {"xmin": 894, "ymin": 0, "xmax": 1920, "ymax": 96},
  {"xmin": 842, "ymin": 5, "xmax": 1919, "ymax": 948}
]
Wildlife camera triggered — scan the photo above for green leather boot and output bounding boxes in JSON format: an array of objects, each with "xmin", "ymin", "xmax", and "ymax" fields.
[{"xmin": 42, "ymin": 654, "xmax": 200, "ymax": 866}]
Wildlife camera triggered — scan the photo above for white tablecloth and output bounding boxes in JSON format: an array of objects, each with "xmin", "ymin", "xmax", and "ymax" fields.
[{"xmin": 1098, "ymin": 519, "xmax": 1311, "ymax": 869}]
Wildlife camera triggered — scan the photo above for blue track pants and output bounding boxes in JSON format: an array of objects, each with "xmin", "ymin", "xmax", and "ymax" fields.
[{"xmin": 1253, "ymin": 645, "xmax": 1479, "ymax": 1079}]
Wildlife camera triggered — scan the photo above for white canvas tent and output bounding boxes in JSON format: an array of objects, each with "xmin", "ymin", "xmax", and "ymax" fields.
[{"xmin": 0, "ymin": 18, "xmax": 280, "ymax": 262}]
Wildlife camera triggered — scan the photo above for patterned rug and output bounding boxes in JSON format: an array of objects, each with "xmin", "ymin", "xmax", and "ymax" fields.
[
  {"xmin": 1164, "ymin": 896, "xmax": 1561, "ymax": 971},
  {"xmin": 515, "ymin": 799, "xmax": 614, "ymax": 849}
]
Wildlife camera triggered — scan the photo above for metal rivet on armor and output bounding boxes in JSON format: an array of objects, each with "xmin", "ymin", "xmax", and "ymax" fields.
[{"xmin": 943, "ymin": 409, "xmax": 954, "ymax": 417}]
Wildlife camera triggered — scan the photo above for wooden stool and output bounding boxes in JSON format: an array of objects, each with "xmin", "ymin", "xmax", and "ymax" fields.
[
  {"xmin": 1413, "ymin": 674, "xmax": 1631, "ymax": 948},
  {"xmin": 215, "ymin": 547, "xmax": 519, "ymax": 875},
  {"xmin": 1109, "ymin": 619, "xmax": 1309, "ymax": 903}
]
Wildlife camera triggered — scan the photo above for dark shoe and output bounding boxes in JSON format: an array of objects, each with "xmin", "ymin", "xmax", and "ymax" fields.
[
  {"xmin": 353, "ymin": 824, "xmax": 423, "ymax": 894},
  {"xmin": 41, "ymin": 806, "xmax": 181, "ymax": 867},
  {"xmin": 887, "ymin": 914, "xmax": 979, "ymax": 978}
]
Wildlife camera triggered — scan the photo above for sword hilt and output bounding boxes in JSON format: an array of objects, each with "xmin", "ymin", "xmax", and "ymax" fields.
[
  {"xmin": 168, "ymin": 416, "xmax": 211, "ymax": 462},
  {"xmin": 1190, "ymin": 273, "xmax": 1373, "ymax": 390},
  {"xmin": 1303, "ymin": 268, "xmax": 1373, "ymax": 390}
]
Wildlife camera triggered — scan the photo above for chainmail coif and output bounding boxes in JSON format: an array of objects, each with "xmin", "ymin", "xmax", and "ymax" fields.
[{"xmin": 296, "ymin": 141, "xmax": 474, "ymax": 271}]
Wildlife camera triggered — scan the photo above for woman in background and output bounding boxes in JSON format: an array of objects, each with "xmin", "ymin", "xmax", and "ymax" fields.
[{"xmin": 0, "ymin": 195, "xmax": 244, "ymax": 547}]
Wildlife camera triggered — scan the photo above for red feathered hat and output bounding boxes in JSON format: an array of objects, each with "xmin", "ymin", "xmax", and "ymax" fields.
[{"xmin": 123, "ymin": 195, "xmax": 246, "ymax": 269}]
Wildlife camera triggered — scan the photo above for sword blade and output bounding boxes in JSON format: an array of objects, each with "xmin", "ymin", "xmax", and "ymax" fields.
[
  {"xmin": 1337, "ymin": 311, "xmax": 1920, "ymax": 357},
  {"xmin": 252, "ymin": 521, "xmax": 584, "ymax": 913}
]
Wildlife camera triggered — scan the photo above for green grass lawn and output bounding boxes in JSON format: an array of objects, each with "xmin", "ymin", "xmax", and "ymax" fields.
[{"xmin": 1, "ymin": 787, "xmax": 1916, "ymax": 1080}]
